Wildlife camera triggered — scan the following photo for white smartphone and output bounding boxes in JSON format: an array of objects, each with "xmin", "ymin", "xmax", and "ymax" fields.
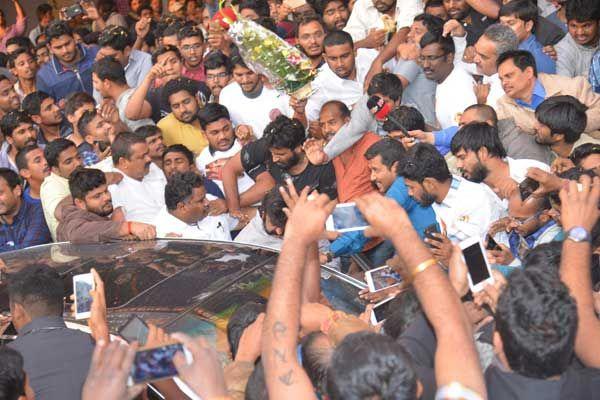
[
  {"xmin": 325, "ymin": 203, "xmax": 369, "ymax": 232},
  {"xmin": 459, "ymin": 237, "xmax": 495, "ymax": 293},
  {"xmin": 128, "ymin": 343, "xmax": 193, "ymax": 385},
  {"xmin": 365, "ymin": 265, "xmax": 403, "ymax": 293},
  {"xmin": 73, "ymin": 273, "xmax": 95, "ymax": 320},
  {"xmin": 370, "ymin": 296, "xmax": 393, "ymax": 325}
]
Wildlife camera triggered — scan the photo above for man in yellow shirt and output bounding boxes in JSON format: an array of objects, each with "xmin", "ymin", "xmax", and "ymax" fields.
[{"xmin": 157, "ymin": 77, "xmax": 208, "ymax": 155}]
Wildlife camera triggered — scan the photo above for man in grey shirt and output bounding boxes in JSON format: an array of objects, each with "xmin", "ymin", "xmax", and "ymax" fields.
[{"xmin": 8, "ymin": 265, "xmax": 94, "ymax": 400}]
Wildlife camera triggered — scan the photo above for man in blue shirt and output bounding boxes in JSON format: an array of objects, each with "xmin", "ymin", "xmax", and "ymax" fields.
[
  {"xmin": 326, "ymin": 139, "xmax": 437, "ymax": 267},
  {"xmin": 0, "ymin": 168, "xmax": 51, "ymax": 252},
  {"xmin": 36, "ymin": 21, "xmax": 98, "ymax": 100},
  {"xmin": 499, "ymin": 0, "xmax": 556, "ymax": 74}
]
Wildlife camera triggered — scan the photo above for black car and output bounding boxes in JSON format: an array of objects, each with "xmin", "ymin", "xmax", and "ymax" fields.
[{"xmin": 0, "ymin": 239, "xmax": 365, "ymax": 357}]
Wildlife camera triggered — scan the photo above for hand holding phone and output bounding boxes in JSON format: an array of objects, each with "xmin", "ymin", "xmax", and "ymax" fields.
[
  {"xmin": 129, "ymin": 343, "xmax": 192, "ymax": 385},
  {"xmin": 370, "ymin": 297, "xmax": 393, "ymax": 325},
  {"xmin": 325, "ymin": 203, "xmax": 369, "ymax": 232},
  {"xmin": 485, "ymin": 235, "xmax": 501, "ymax": 251},
  {"xmin": 119, "ymin": 315, "xmax": 149, "ymax": 345},
  {"xmin": 459, "ymin": 237, "xmax": 494, "ymax": 293},
  {"xmin": 365, "ymin": 265, "xmax": 403, "ymax": 293},
  {"xmin": 73, "ymin": 273, "xmax": 95, "ymax": 320}
]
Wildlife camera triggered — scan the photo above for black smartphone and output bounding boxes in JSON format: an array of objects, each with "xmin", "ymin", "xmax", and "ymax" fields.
[
  {"xmin": 518, "ymin": 177, "xmax": 540, "ymax": 202},
  {"xmin": 63, "ymin": 3, "xmax": 84, "ymax": 20},
  {"xmin": 486, "ymin": 235, "xmax": 501, "ymax": 251},
  {"xmin": 118, "ymin": 315, "xmax": 149, "ymax": 345},
  {"xmin": 370, "ymin": 297, "xmax": 392, "ymax": 325},
  {"xmin": 130, "ymin": 343, "xmax": 190, "ymax": 385},
  {"xmin": 473, "ymin": 74, "xmax": 484, "ymax": 84},
  {"xmin": 94, "ymin": 140, "xmax": 110, "ymax": 153},
  {"xmin": 424, "ymin": 223, "xmax": 442, "ymax": 243}
]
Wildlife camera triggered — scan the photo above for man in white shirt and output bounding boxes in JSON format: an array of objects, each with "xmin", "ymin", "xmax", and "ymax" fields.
[
  {"xmin": 421, "ymin": 33, "xmax": 477, "ymax": 129},
  {"xmin": 402, "ymin": 143, "xmax": 502, "ymax": 242},
  {"xmin": 218, "ymin": 49, "xmax": 295, "ymax": 139},
  {"xmin": 344, "ymin": 0, "xmax": 424, "ymax": 47},
  {"xmin": 153, "ymin": 171, "xmax": 236, "ymax": 240},
  {"xmin": 196, "ymin": 103, "xmax": 254, "ymax": 195},
  {"xmin": 108, "ymin": 132, "xmax": 166, "ymax": 224},
  {"xmin": 306, "ymin": 31, "xmax": 378, "ymax": 123}
]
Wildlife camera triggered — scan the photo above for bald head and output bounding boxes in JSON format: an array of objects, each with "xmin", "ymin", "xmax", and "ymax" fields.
[{"xmin": 459, "ymin": 104, "xmax": 499, "ymax": 127}]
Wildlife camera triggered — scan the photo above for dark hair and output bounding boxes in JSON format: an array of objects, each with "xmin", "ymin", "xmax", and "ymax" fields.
[
  {"xmin": 0, "ymin": 168, "xmax": 21, "ymax": 190},
  {"xmin": 451, "ymin": 122, "xmax": 507, "ymax": 158},
  {"xmin": 314, "ymin": 0, "xmax": 348, "ymax": 14},
  {"xmin": 151, "ymin": 45, "xmax": 181, "ymax": 64},
  {"xmin": 382, "ymin": 105, "xmax": 425, "ymax": 132},
  {"xmin": 45, "ymin": 138, "xmax": 76, "ymax": 168},
  {"xmin": 297, "ymin": 13, "xmax": 324, "ymax": 32},
  {"xmin": 499, "ymin": 0, "xmax": 538, "ymax": 27},
  {"xmin": 98, "ymin": 25, "xmax": 133, "ymax": 51},
  {"xmin": 263, "ymin": 116, "xmax": 306, "ymax": 149},
  {"xmin": 238, "ymin": 0, "xmax": 270, "ymax": 17},
  {"xmin": 424, "ymin": 0, "xmax": 444, "ymax": 8},
  {"xmin": 0, "ymin": 347, "xmax": 26, "ymax": 400},
  {"xmin": 321, "ymin": 100, "xmax": 351, "ymax": 119},
  {"xmin": 521, "ymin": 241, "xmax": 562, "ymax": 277},
  {"xmin": 326, "ymin": 331, "xmax": 417, "ymax": 400},
  {"xmin": 535, "ymin": 95, "xmax": 588, "ymax": 144},
  {"xmin": 0, "ymin": 74, "xmax": 10, "ymax": 84},
  {"xmin": 367, "ymin": 72, "xmax": 403, "ymax": 102},
  {"xmin": 5, "ymin": 37, "xmax": 33, "ymax": 53},
  {"xmin": 382, "ymin": 288, "xmax": 422, "ymax": 339},
  {"xmin": 45, "ymin": 20, "xmax": 73, "ymax": 43},
  {"xmin": 245, "ymin": 360, "xmax": 268, "ymax": 400},
  {"xmin": 198, "ymin": 103, "xmax": 231, "ymax": 130},
  {"xmin": 301, "ymin": 332, "xmax": 333, "ymax": 394},
  {"xmin": 37, "ymin": 3, "xmax": 53, "ymax": 17},
  {"xmin": 463, "ymin": 104, "xmax": 499, "ymax": 127},
  {"xmin": 77, "ymin": 109, "xmax": 98, "ymax": 137},
  {"xmin": 112, "ymin": 132, "xmax": 146, "ymax": 165},
  {"xmin": 364, "ymin": 138, "xmax": 406, "ymax": 172},
  {"xmin": 496, "ymin": 49, "xmax": 538, "ymax": 77},
  {"xmin": 177, "ymin": 24, "xmax": 204, "ymax": 41},
  {"xmin": 323, "ymin": 30, "xmax": 354, "ymax": 49},
  {"xmin": 134, "ymin": 125, "xmax": 162, "ymax": 139},
  {"xmin": 260, "ymin": 187, "xmax": 287, "ymax": 229},
  {"xmin": 255, "ymin": 16, "xmax": 278, "ymax": 34},
  {"xmin": 162, "ymin": 21, "xmax": 184, "ymax": 38},
  {"xmin": 92, "ymin": 56, "xmax": 127, "ymax": 85},
  {"xmin": 230, "ymin": 46, "xmax": 249, "ymax": 70},
  {"xmin": 413, "ymin": 13, "xmax": 444, "ymax": 36},
  {"xmin": 7, "ymin": 265, "xmax": 64, "ymax": 317},
  {"xmin": 162, "ymin": 144, "xmax": 194, "ymax": 164},
  {"xmin": 420, "ymin": 31, "xmax": 455, "ymax": 54},
  {"xmin": 570, "ymin": 143, "xmax": 600, "ymax": 166},
  {"xmin": 69, "ymin": 168, "xmax": 107, "ymax": 200},
  {"xmin": 0, "ymin": 111, "xmax": 34, "ymax": 138},
  {"xmin": 64, "ymin": 92, "xmax": 95, "ymax": 117},
  {"xmin": 548, "ymin": 167, "xmax": 597, "ymax": 206},
  {"xmin": 204, "ymin": 50, "xmax": 233, "ymax": 74},
  {"xmin": 22, "ymin": 91, "xmax": 52, "ymax": 117},
  {"xmin": 227, "ymin": 302, "xmax": 266, "ymax": 358},
  {"xmin": 401, "ymin": 143, "xmax": 452, "ymax": 183},
  {"xmin": 565, "ymin": 0, "xmax": 600, "ymax": 22},
  {"xmin": 162, "ymin": 77, "xmax": 198, "ymax": 106},
  {"xmin": 7, "ymin": 47, "xmax": 34, "ymax": 69},
  {"xmin": 495, "ymin": 269, "xmax": 577, "ymax": 379},
  {"xmin": 164, "ymin": 171, "xmax": 205, "ymax": 211},
  {"xmin": 16, "ymin": 145, "xmax": 41, "ymax": 172}
]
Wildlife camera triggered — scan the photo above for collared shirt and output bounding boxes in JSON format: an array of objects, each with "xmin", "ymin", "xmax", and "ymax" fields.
[
  {"xmin": 344, "ymin": 0, "xmax": 423, "ymax": 42},
  {"xmin": 519, "ymin": 34, "xmax": 556, "ymax": 74},
  {"xmin": 0, "ymin": 195, "xmax": 51, "ymax": 252},
  {"xmin": 36, "ymin": 44, "xmax": 99, "ymax": 99},
  {"xmin": 195, "ymin": 140, "xmax": 255, "ymax": 194},
  {"xmin": 435, "ymin": 65, "xmax": 478, "ymax": 129},
  {"xmin": 432, "ymin": 176, "xmax": 501, "ymax": 243},
  {"xmin": 515, "ymin": 79, "xmax": 547, "ymax": 110},
  {"xmin": 0, "ymin": 141, "xmax": 17, "ymax": 173},
  {"xmin": 40, "ymin": 172, "xmax": 71, "ymax": 240},
  {"xmin": 8, "ymin": 316, "xmax": 95, "ymax": 400},
  {"xmin": 108, "ymin": 164, "xmax": 166, "ymax": 224},
  {"xmin": 556, "ymin": 33, "xmax": 599, "ymax": 78},
  {"xmin": 508, "ymin": 220, "xmax": 561, "ymax": 260},
  {"xmin": 234, "ymin": 213, "xmax": 283, "ymax": 250},
  {"xmin": 306, "ymin": 48, "xmax": 378, "ymax": 122},
  {"xmin": 152, "ymin": 206, "xmax": 234, "ymax": 241},
  {"xmin": 182, "ymin": 63, "xmax": 206, "ymax": 82},
  {"xmin": 591, "ymin": 50, "xmax": 600, "ymax": 93},
  {"xmin": 157, "ymin": 113, "xmax": 208, "ymax": 155}
]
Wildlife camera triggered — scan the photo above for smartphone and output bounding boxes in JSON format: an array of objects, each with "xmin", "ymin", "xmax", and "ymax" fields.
[
  {"xmin": 460, "ymin": 238, "xmax": 494, "ymax": 293},
  {"xmin": 365, "ymin": 265, "xmax": 403, "ymax": 293},
  {"xmin": 73, "ymin": 273, "xmax": 94, "ymax": 320},
  {"xmin": 518, "ymin": 177, "xmax": 540, "ymax": 202},
  {"xmin": 62, "ymin": 3, "xmax": 84, "ymax": 20},
  {"xmin": 325, "ymin": 203, "xmax": 369, "ymax": 232},
  {"xmin": 94, "ymin": 140, "xmax": 110, "ymax": 153},
  {"xmin": 424, "ymin": 223, "xmax": 442, "ymax": 244},
  {"xmin": 472, "ymin": 74, "xmax": 484, "ymax": 84},
  {"xmin": 119, "ymin": 315, "xmax": 149, "ymax": 345},
  {"xmin": 486, "ymin": 235, "xmax": 501, "ymax": 251},
  {"xmin": 129, "ymin": 343, "xmax": 192, "ymax": 385},
  {"xmin": 370, "ymin": 297, "xmax": 393, "ymax": 325}
]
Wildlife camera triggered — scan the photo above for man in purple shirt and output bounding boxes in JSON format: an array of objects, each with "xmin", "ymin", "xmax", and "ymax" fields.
[{"xmin": 0, "ymin": 0, "xmax": 26, "ymax": 53}]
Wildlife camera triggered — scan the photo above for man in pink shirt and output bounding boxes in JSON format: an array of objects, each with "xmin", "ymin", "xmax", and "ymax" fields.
[{"xmin": 0, "ymin": 0, "xmax": 26, "ymax": 53}]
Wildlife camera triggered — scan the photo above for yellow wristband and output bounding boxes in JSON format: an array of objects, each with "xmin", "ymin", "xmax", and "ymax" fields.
[{"xmin": 410, "ymin": 258, "xmax": 438, "ymax": 282}]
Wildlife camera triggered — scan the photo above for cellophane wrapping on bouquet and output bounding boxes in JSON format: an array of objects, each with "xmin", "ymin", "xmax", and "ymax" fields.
[{"xmin": 225, "ymin": 14, "xmax": 317, "ymax": 99}]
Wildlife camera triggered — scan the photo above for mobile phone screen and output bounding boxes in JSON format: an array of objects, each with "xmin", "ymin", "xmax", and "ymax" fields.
[
  {"xmin": 131, "ymin": 343, "xmax": 183, "ymax": 384},
  {"xmin": 119, "ymin": 316, "xmax": 149, "ymax": 345},
  {"xmin": 73, "ymin": 274, "xmax": 94, "ymax": 318},
  {"xmin": 368, "ymin": 266, "xmax": 402, "ymax": 292},
  {"xmin": 462, "ymin": 242, "xmax": 491, "ymax": 285},
  {"xmin": 331, "ymin": 204, "xmax": 368, "ymax": 232},
  {"xmin": 486, "ymin": 235, "xmax": 501, "ymax": 251},
  {"xmin": 372, "ymin": 300, "xmax": 391, "ymax": 324},
  {"xmin": 424, "ymin": 223, "xmax": 442, "ymax": 243},
  {"xmin": 518, "ymin": 178, "xmax": 540, "ymax": 202}
]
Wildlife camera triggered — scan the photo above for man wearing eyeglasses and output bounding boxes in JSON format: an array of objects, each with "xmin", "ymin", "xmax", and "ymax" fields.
[
  {"xmin": 178, "ymin": 25, "xmax": 207, "ymax": 82},
  {"xmin": 203, "ymin": 51, "xmax": 232, "ymax": 103}
]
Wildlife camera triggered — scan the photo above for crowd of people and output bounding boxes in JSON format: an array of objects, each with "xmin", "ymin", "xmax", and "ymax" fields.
[{"xmin": 0, "ymin": 0, "xmax": 600, "ymax": 398}]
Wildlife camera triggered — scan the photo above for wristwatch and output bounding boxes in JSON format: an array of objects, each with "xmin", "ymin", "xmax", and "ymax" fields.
[{"xmin": 565, "ymin": 226, "xmax": 591, "ymax": 243}]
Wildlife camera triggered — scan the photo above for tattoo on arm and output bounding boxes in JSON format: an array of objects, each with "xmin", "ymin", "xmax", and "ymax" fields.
[
  {"xmin": 278, "ymin": 369, "xmax": 294, "ymax": 386},
  {"xmin": 272, "ymin": 321, "xmax": 287, "ymax": 340},
  {"xmin": 273, "ymin": 348, "xmax": 287, "ymax": 363}
]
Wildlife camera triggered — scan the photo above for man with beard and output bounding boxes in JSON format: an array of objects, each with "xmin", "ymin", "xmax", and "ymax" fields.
[
  {"xmin": 108, "ymin": 132, "xmax": 167, "ymax": 224},
  {"xmin": 0, "ymin": 74, "xmax": 20, "ymax": 120},
  {"xmin": 296, "ymin": 15, "xmax": 326, "ymax": 69},
  {"xmin": 36, "ymin": 21, "xmax": 99, "ymax": 100},
  {"xmin": 178, "ymin": 25, "xmax": 206, "ymax": 82},
  {"xmin": 157, "ymin": 77, "xmax": 208, "ymax": 155},
  {"xmin": 22, "ymin": 91, "xmax": 71, "ymax": 144},
  {"xmin": 55, "ymin": 168, "xmax": 156, "ymax": 243},
  {"xmin": 76, "ymin": 109, "xmax": 116, "ymax": 166},
  {"xmin": 442, "ymin": 0, "xmax": 499, "ymax": 47},
  {"xmin": 0, "ymin": 168, "xmax": 51, "ymax": 252},
  {"xmin": 16, "ymin": 145, "xmax": 50, "ymax": 201},
  {"xmin": 316, "ymin": 0, "xmax": 350, "ymax": 31},
  {"xmin": 401, "ymin": 142, "xmax": 501, "ymax": 242},
  {"xmin": 203, "ymin": 51, "xmax": 232, "ymax": 103},
  {"xmin": 0, "ymin": 111, "xmax": 38, "ymax": 172},
  {"xmin": 451, "ymin": 122, "xmax": 549, "ymax": 202},
  {"xmin": 8, "ymin": 48, "xmax": 38, "ymax": 101}
]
